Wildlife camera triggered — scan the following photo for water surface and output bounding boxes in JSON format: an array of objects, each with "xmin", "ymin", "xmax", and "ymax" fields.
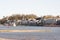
[{"xmin": 0, "ymin": 26, "xmax": 60, "ymax": 40}]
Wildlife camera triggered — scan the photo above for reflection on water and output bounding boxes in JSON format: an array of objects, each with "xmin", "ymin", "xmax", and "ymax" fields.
[{"xmin": 0, "ymin": 26, "xmax": 60, "ymax": 40}]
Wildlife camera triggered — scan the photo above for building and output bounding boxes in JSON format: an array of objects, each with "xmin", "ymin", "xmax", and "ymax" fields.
[{"xmin": 44, "ymin": 18, "xmax": 56, "ymax": 25}]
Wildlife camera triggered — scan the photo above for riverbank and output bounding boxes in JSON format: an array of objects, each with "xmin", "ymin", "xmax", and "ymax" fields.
[{"xmin": 44, "ymin": 25, "xmax": 60, "ymax": 27}]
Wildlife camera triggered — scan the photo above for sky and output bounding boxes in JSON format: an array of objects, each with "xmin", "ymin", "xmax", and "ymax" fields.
[{"xmin": 0, "ymin": 0, "xmax": 60, "ymax": 18}]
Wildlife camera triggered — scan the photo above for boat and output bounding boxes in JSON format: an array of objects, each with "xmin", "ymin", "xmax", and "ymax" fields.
[{"xmin": 13, "ymin": 23, "xmax": 16, "ymax": 27}]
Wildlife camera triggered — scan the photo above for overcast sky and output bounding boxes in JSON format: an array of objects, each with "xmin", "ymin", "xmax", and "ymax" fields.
[{"xmin": 0, "ymin": 0, "xmax": 60, "ymax": 18}]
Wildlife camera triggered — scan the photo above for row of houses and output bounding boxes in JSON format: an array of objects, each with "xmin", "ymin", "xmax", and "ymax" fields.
[{"xmin": 2, "ymin": 17, "xmax": 60, "ymax": 26}]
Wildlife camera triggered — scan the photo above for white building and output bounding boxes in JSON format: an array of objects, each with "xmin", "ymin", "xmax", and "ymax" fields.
[{"xmin": 44, "ymin": 18, "xmax": 56, "ymax": 25}]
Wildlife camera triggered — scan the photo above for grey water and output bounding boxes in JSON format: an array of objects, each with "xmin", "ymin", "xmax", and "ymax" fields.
[{"xmin": 0, "ymin": 26, "xmax": 60, "ymax": 40}]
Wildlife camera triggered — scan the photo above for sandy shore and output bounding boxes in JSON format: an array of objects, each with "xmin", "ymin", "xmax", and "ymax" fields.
[
  {"xmin": 0, "ymin": 38, "xmax": 14, "ymax": 40},
  {"xmin": 0, "ymin": 30, "xmax": 52, "ymax": 32}
]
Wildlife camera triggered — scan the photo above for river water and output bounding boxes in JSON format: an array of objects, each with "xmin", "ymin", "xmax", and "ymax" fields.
[{"xmin": 0, "ymin": 26, "xmax": 60, "ymax": 40}]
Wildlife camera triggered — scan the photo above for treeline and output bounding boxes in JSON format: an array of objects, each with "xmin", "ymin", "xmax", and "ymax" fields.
[
  {"xmin": 0, "ymin": 14, "xmax": 37, "ymax": 24},
  {"xmin": 1, "ymin": 14, "xmax": 60, "ymax": 21},
  {"xmin": 43, "ymin": 15, "xmax": 60, "ymax": 19}
]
